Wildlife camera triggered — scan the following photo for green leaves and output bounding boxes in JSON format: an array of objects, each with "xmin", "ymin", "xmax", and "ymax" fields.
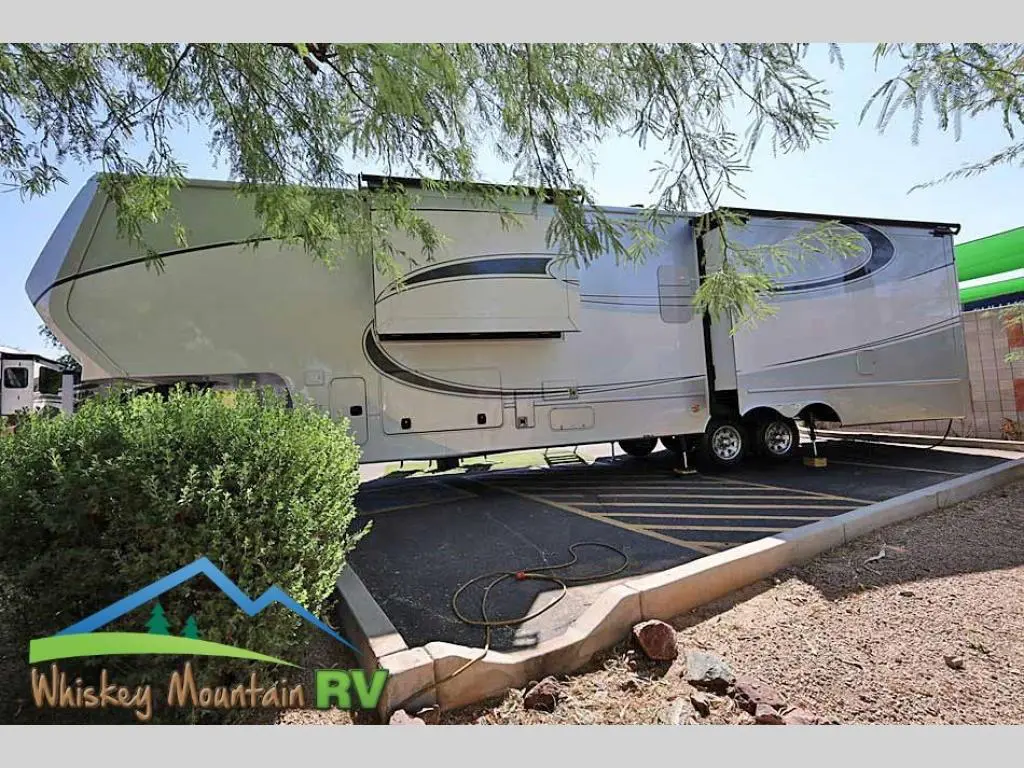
[
  {"xmin": 863, "ymin": 43, "xmax": 1024, "ymax": 189},
  {"xmin": 0, "ymin": 386, "xmax": 364, "ymax": 721},
  {"xmin": 2, "ymin": 43, "xmax": 859, "ymax": 321}
]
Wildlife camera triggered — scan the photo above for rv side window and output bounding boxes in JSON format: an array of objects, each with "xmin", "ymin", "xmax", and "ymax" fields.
[
  {"xmin": 38, "ymin": 367, "xmax": 63, "ymax": 395},
  {"xmin": 3, "ymin": 367, "xmax": 29, "ymax": 389}
]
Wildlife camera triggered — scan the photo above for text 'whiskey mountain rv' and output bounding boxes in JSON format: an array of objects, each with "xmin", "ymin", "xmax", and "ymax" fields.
[{"xmin": 25, "ymin": 175, "xmax": 970, "ymax": 468}]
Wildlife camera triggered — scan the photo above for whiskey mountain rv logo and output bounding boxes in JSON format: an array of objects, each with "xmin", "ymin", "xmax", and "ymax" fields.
[{"xmin": 28, "ymin": 557, "xmax": 388, "ymax": 721}]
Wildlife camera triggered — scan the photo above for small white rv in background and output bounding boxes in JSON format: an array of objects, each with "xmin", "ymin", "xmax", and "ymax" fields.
[
  {"xmin": 25, "ymin": 175, "xmax": 970, "ymax": 467},
  {"xmin": 0, "ymin": 345, "xmax": 74, "ymax": 419}
]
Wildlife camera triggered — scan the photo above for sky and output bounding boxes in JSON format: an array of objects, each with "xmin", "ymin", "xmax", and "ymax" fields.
[{"xmin": 2, "ymin": 43, "xmax": 1022, "ymax": 354}]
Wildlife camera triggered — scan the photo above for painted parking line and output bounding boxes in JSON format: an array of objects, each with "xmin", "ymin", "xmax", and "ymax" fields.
[
  {"xmin": 826, "ymin": 459, "xmax": 961, "ymax": 476},
  {"xmin": 573, "ymin": 501, "xmax": 856, "ymax": 511},
  {"xmin": 637, "ymin": 524, "xmax": 790, "ymax": 534},
  {"xmin": 469, "ymin": 479, "xmax": 719, "ymax": 556},
  {"xmin": 599, "ymin": 512, "xmax": 826, "ymax": 521},
  {"xmin": 538, "ymin": 492, "xmax": 853, "ymax": 500},
  {"xmin": 502, "ymin": 482, "xmax": 783, "ymax": 492},
  {"xmin": 707, "ymin": 475, "xmax": 878, "ymax": 505}
]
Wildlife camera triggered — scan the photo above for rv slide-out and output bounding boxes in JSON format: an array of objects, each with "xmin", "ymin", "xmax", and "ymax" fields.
[{"xmin": 25, "ymin": 176, "xmax": 969, "ymax": 467}]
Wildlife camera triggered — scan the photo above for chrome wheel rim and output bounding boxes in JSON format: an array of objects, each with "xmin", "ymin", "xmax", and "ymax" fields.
[
  {"xmin": 711, "ymin": 425, "xmax": 742, "ymax": 461},
  {"xmin": 763, "ymin": 421, "xmax": 793, "ymax": 455}
]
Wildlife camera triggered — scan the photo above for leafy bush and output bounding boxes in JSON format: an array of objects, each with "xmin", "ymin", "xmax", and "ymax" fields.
[{"xmin": 0, "ymin": 385, "xmax": 365, "ymax": 722}]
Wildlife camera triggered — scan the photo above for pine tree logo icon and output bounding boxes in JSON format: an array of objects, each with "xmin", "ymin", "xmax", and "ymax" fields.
[
  {"xmin": 181, "ymin": 615, "xmax": 200, "ymax": 640},
  {"xmin": 145, "ymin": 602, "xmax": 171, "ymax": 635}
]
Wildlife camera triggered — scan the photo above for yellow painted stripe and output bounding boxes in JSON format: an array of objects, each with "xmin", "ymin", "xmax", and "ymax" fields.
[
  {"xmin": 640, "ymin": 524, "xmax": 788, "ymax": 533},
  {"xmin": 574, "ymin": 501, "xmax": 854, "ymax": 510},
  {"xmin": 469, "ymin": 480, "xmax": 717, "ymax": 555},
  {"xmin": 826, "ymin": 460, "xmax": 960, "ymax": 476},
  {"xmin": 668, "ymin": 540, "xmax": 731, "ymax": 551},
  {"xmin": 537, "ymin": 492, "xmax": 863, "ymax": 502},
  {"xmin": 497, "ymin": 483, "xmax": 763, "ymax": 492},
  {"xmin": 709, "ymin": 476, "xmax": 877, "ymax": 504},
  {"xmin": 602, "ymin": 512, "xmax": 825, "ymax": 521}
]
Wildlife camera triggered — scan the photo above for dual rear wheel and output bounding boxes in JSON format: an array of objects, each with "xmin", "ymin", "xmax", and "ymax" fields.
[{"xmin": 618, "ymin": 412, "xmax": 799, "ymax": 469}]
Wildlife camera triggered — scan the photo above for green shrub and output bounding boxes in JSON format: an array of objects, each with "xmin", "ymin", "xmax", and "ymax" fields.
[{"xmin": 0, "ymin": 385, "xmax": 365, "ymax": 722}]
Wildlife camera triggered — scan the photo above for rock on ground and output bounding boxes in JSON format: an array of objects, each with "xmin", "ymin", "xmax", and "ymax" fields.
[
  {"xmin": 523, "ymin": 677, "xmax": 562, "ymax": 712},
  {"xmin": 632, "ymin": 620, "xmax": 678, "ymax": 661},
  {"xmin": 389, "ymin": 709, "xmax": 425, "ymax": 725},
  {"xmin": 781, "ymin": 706, "xmax": 824, "ymax": 725},
  {"xmin": 684, "ymin": 649, "xmax": 735, "ymax": 692},
  {"xmin": 730, "ymin": 675, "xmax": 788, "ymax": 715},
  {"xmin": 689, "ymin": 691, "xmax": 714, "ymax": 717},
  {"xmin": 754, "ymin": 703, "xmax": 785, "ymax": 724}
]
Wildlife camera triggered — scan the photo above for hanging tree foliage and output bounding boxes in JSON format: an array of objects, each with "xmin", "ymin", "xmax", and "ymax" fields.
[
  {"xmin": 0, "ymin": 43, "xmax": 891, "ymax": 325},
  {"xmin": 862, "ymin": 44, "xmax": 1024, "ymax": 361}
]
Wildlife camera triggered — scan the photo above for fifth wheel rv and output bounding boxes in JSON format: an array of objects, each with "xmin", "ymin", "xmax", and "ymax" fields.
[{"xmin": 25, "ymin": 175, "xmax": 970, "ymax": 468}]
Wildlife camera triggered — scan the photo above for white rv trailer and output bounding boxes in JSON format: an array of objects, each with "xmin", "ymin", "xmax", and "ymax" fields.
[
  {"xmin": 0, "ymin": 345, "xmax": 73, "ymax": 418},
  {"xmin": 25, "ymin": 174, "xmax": 969, "ymax": 467}
]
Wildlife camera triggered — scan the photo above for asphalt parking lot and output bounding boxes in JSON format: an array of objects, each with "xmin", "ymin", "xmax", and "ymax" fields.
[{"xmin": 347, "ymin": 439, "xmax": 1018, "ymax": 652}]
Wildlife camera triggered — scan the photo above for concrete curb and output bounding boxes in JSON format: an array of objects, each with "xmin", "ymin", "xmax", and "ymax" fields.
[
  {"xmin": 814, "ymin": 428, "xmax": 1024, "ymax": 453},
  {"xmin": 335, "ymin": 458, "xmax": 1024, "ymax": 718},
  {"xmin": 333, "ymin": 566, "xmax": 407, "ymax": 671}
]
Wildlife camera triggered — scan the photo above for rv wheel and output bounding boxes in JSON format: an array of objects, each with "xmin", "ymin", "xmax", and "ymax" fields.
[
  {"xmin": 619, "ymin": 437, "xmax": 658, "ymax": 457},
  {"xmin": 755, "ymin": 417, "xmax": 799, "ymax": 461},
  {"xmin": 699, "ymin": 417, "xmax": 747, "ymax": 469}
]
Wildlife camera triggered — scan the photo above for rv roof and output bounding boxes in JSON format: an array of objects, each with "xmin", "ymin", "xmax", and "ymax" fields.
[
  {"xmin": 707, "ymin": 207, "xmax": 961, "ymax": 235},
  {"xmin": 358, "ymin": 173, "xmax": 583, "ymax": 203},
  {"xmin": 0, "ymin": 346, "xmax": 63, "ymax": 366}
]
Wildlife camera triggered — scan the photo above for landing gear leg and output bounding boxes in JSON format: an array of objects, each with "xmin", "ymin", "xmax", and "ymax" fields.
[
  {"xmin": 803, "ymin": 416, "xmax": 827, "ymax": 468},
  {"xmin": 673, "ymin": 437, "xmax": 697, "ymax": 476}
]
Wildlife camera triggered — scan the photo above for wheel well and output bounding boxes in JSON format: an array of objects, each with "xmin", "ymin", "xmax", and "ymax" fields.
[
  {"xmin": 798, "ymin": 403, "xmax": 841, "ymax": 425},
  {"xmin": 741, "ymin": 406, "xmax": 786, "ymax": 425}
]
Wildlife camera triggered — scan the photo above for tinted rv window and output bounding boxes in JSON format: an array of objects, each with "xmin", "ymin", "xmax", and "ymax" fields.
[
  {"xmin": 38, "ymin": 366, "xmax": 62, "ymax": 395},
  {"xmin": 3, "ymin": 367, "xmax": 29, "ymax": 389}
]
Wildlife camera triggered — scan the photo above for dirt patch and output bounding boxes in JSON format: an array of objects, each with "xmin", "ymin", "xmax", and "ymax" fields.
[{"xmin": 438, "ymin": 480, "xmax": 1024, "ymax": 725}]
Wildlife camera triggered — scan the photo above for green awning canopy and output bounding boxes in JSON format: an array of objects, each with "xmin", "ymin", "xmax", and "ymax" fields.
[
  {"xmin": 956, "ymin": 226, "xmax": 1024, "ymax": 308},
  {"xmin": 955, "ymin": 226, "xmax": 1024, "ymax": 282}
]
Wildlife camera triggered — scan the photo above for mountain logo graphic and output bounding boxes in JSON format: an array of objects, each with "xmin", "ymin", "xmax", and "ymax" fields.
[{"xmin": 28, "ymin": 557, "xmax": 359, "ymax": 667}]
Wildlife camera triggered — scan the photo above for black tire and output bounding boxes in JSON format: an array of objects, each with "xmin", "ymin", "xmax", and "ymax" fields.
[
  {"xmin": 619, "ymin": 437, "xmax": 658, "ymax": 458},
  {"xmin": 698, "ymin": 416, "xmax": 748, "ymax": 469},
  {"xmin": 755, "ymin": 417, "xmax": 800, "ymax": 462},
  {"xmin": 660, "ymin": 435, "xmax": 683, "ymax": 455}
]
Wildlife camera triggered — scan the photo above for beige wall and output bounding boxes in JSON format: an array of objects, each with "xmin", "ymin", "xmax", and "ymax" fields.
[{"xmin": 846, "ymin": 309, "xmax": 1024, "ymax": 440}]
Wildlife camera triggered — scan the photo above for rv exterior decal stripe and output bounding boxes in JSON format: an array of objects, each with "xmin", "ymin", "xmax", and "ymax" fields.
[
  {"xmin": 374, "ymin": 254, "xmax": 574, "ymax": 302},
  {"xmin": 764, "ymin": 317, "xmax": 960, "ymax": 369},
  {"xmin": 747, "ymin": 376, "xmax": 963, "ymax": 394},
  {"xmin": 770, "ymin": 223, "xmax": 894, "ymax": 295},
  {"xmin": 402, "ymin": 256, "xmax": 551, "ymax": 287},
  {"xmin": 30, "ymin": 236, "xmax": 277, "ymax": 304}
]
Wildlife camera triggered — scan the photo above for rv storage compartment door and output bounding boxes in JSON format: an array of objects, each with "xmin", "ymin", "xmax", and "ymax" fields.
[
  {"xmin": 329, "ymin": 377, "xmax": 368, "ymax": 445},
  {"xmin": 372, "ymin": 208, "xmax": 580, "ymax": 336},
  {"xmin": 380, "ymin": 367, "xmax": 503, "ymax": 435}
]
